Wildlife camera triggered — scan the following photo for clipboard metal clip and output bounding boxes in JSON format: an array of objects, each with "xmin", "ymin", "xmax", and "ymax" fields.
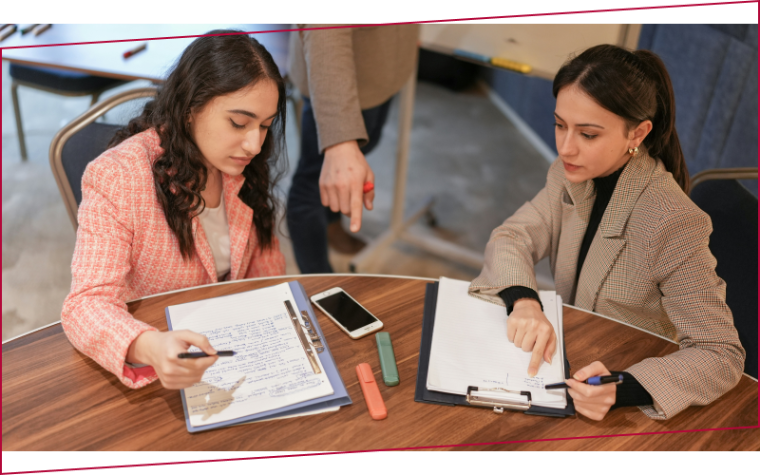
[
  {"xmin": 466, "ymin": 386, "xmax": 532, "ymax": 413},
  {"xmin": 301, "ymin": 310, "xmax": 325, "ymax": 353},
  {"xmin": 284, "ymin": 300, "xmax": 322, "ymax": 374}
]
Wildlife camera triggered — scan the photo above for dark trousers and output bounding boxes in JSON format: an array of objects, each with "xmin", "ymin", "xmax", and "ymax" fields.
[{"xmin": 287, "ymin": 96, "xmax": 392, "ymax": 273}]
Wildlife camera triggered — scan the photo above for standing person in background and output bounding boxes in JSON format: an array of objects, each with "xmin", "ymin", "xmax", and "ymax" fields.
[{"xmin": 287, "ymin": 24, "xmax": 419, "ymax": 273}]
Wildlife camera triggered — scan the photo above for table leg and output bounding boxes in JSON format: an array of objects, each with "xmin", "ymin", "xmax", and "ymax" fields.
[{"xmin": 11, "ymin": 81, "xmax": 29, "ymax": 161}]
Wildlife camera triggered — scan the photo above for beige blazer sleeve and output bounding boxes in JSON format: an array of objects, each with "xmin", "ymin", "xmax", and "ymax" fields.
[
  {"xmin": 625, "ymin": 203, "xmax": 745, "ymax": 420},
  {"xmin": 288, "ymin": 24, "xmax": 419, "ymax": 152},
  {"xmin": 469, "ymin": 188, "xmax": 553, "ymax": 306},
  {"xmin": 293, "ymin": 25, "xmax": 367, "ymax": 152},
  {"xmin": 469, "ymin": 160, "xmax": 574, "ymax": 305}
]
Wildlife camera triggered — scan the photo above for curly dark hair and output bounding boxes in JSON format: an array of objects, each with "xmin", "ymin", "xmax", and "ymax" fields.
[{"xmin": 109, "ymin": 30, "xmax": 287, "ymax": 259}]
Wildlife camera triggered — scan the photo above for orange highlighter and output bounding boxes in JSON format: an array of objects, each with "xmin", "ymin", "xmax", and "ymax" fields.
[{"xmin": 356, "ymin": 363, "xmax": 387, "ymax": 420}]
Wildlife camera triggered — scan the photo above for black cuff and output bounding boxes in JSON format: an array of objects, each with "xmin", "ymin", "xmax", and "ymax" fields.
[
  {"xmin": 499, "ymin": 286, "xmax": 543, "ymax": 315},
  {"xmin": 610, "ymin": 371, "xmax": 654, "ymax": 409}
]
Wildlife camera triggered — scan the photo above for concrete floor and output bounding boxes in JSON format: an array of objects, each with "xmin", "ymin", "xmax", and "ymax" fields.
[{"xmin": 2, "ymin": 60, "xmax": 553, "ymax": 341}]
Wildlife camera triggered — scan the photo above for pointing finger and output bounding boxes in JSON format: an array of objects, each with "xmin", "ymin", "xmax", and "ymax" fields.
[
  {"xmin": 544, "ymin": 332, "xmax": 557, "ymax": 364},
  {"xmin": 528, "ymin": 332, "xmax": 549, "ymax": 377},
  {"xmin": 349, "ymin": 183, "xmax": 363, "ymax": 232}
]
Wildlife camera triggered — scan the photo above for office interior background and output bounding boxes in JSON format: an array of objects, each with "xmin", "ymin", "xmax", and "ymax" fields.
[{"xmin": 2, "ymin": 24, "xmax": 757, "ymax": 342}]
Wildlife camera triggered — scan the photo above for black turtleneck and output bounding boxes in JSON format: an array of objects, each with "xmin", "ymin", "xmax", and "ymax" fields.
[
  {"xmin": 574, "ymin": 164, "xmax": 625, "ymax": 283},
  {"xmin": 498, "ymin": 162, "xmax": 654, "ymax": 409}
]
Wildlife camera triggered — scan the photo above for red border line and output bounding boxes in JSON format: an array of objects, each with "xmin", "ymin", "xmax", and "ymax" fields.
[
  {"xmin": 0, "ymin": 0, "xmax": 760, "ymax": 50},
  {"xmin": 1, "ymin": 0, "xmax": 758, "ymax": 474},
  {"xmin": 5, "ymin": 426, "xmax": 758, "ymax": 474},
  {"xmin": 0, "ymin": 28, "xmax": 291, "ymax": 50}
]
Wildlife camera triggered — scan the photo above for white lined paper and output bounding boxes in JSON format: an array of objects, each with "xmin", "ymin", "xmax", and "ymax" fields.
[
  {"xmin": 167, "ymin": 283, "xmax": 333, "ymax": 427},
  {"xmin": 427, "ymin": 278, "xmax": 566, "ymax": 408}
]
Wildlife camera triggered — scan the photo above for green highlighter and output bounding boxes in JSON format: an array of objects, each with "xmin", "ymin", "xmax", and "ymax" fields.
[{"xmin": 375, "ymin": 332, "xmax": 399, "ymax": 386}]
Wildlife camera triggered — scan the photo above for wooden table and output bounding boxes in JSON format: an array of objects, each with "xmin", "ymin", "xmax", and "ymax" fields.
[
  {"xmin": 2, "ymin": 275, "xmax": 758, "ymax": 451},
  {"xmin": 1, "ymin": 24, "xmax": 291, "ymax": 81}
]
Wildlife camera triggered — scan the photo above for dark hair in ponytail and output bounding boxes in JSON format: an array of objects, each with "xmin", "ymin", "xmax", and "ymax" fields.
[
  {"xmin": 109, "ymin": 30, "xmax": 287, "ymax": 259},
  {"xmin": 552, "ymin": 44, "xmax": 689, "ymax": 193}
]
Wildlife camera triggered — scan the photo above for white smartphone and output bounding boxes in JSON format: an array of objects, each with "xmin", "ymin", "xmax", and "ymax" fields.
[{"xmin": 310, "ymin": 287, "xmax": 384, "ymax": 339}]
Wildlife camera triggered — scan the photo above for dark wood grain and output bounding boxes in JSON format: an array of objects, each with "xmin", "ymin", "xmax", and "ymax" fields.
[{"xmin": 3, "ymin": 276, "xmax": 757, "ymax": 451}]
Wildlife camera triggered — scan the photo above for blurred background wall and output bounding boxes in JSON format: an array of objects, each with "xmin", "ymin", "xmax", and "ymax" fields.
[{"xmin": 479, "ymin": 24, "xmax": 758, "ymax": 194}]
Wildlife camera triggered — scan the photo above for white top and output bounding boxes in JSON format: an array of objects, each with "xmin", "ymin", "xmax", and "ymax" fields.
[{"xmin": 198, "ymin": 194, "xmax": 231, "ymax": 280}]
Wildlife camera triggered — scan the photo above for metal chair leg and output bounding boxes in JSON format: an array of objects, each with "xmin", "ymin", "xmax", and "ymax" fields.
[{"xmin": 11, "ymin": 82, "xmax": 29, "ymax": 161}]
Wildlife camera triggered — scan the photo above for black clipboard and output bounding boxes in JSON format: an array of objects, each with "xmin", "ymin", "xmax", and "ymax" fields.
[{"xmin": 414, "ymin": 282, "xmax": 575, "ymax": 417}]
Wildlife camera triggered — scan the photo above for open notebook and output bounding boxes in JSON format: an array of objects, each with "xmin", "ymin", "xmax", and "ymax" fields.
[
  {"xmin": 422, "ymin": 277, "xmax": 572, "ymax": 414},
  {"xmin": 166, "ymin": 281, "xmax": 351, "ymax": 432}
]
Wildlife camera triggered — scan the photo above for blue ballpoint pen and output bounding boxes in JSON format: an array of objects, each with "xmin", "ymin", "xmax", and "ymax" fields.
[{"xmin": 544, "ymin": 374, "xmax": 623, "ymax": 390}]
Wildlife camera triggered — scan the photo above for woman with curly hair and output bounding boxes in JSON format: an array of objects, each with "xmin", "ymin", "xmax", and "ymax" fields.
[{"xmin": 61, "ymin": 30, "xmax": 288, "ymax": 390}]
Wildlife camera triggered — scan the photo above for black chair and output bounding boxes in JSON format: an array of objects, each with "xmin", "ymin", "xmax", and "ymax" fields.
[
  {"xmin": 11, "ymin": 63, "xmax": 129, "ymax": 161},
  {"xmin": 690, "ymin": 167, "xmax": 758, "ymax": 379},
  {"xmin": 49, "ymin": 87, "xmax": 157, "ymax": 230}
]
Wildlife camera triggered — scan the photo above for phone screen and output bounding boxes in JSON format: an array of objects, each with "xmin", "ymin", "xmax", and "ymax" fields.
[{"xmin": 315, "ymin": 292, "xmax": 379, "ymax": 332}]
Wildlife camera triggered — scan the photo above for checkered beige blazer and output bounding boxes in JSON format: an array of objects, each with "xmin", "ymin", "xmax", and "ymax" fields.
[
  {"xmin": 288, "ymin": 24, "xmax": 419, "ymax": 152},
  {"xmin": 61, "ymin": 129, "xmax": 286, "ymax": 389},
  {"xmin": 470, "ymin": 153, "xmax": 745, "ymax": 420}
]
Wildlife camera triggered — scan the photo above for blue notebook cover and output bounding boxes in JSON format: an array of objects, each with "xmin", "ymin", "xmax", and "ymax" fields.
[{"xmin": 166, "ymin": 280, "xmax": 352, "ymax": 433}]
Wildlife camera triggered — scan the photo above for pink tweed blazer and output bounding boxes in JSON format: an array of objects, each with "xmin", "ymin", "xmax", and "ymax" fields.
[{"xmin": 61, "ymin": 128, "xmax": 286, "ymax": 389}]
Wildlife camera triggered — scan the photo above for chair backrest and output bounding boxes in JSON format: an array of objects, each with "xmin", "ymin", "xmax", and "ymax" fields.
[
  {"xmin": 690, "ymin": 169, "xmax": 758, "ymax": 379},
  {"xmin": 49, "ymin": 87, "xmax": 158, "ymax": 229}
]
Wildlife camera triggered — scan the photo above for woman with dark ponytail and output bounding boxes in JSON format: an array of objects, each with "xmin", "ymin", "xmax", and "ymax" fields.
[
  {"xmin": 470, "ymin": 44, "xmax": 744, "ymax": 421},
  {"xmin": 62, "ymin": 31, "xmax": 288, "ymax": 390}
]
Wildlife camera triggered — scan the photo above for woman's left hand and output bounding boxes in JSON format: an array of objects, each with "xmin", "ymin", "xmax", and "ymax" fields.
[{"xmin": 565, "ymin": 361, "xmax": 616, "ymax": 421}]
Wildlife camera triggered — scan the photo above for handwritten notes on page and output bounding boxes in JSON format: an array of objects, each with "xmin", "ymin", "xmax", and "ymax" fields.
[
  {"xmin": 167, "ymin": 283, "xmax": 333, "ymax": 428},
  {"xmin": 427, "ymin": 278, "xmax": 566, "ymax": 409}
]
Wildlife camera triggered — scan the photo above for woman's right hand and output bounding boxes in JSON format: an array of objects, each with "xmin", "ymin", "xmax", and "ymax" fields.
[
  {"xmin": 127, "ymin": 330, "xmax": 219, "ymax": 389},
  {"xmin": 507, "ymin": 298, "xmax": 557, "ymax": 377}
]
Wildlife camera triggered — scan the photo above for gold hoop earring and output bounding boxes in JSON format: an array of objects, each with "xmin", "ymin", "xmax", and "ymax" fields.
[{"xmin": 628, "ymin": 146, "xmax": 639, "ymax": 156}]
